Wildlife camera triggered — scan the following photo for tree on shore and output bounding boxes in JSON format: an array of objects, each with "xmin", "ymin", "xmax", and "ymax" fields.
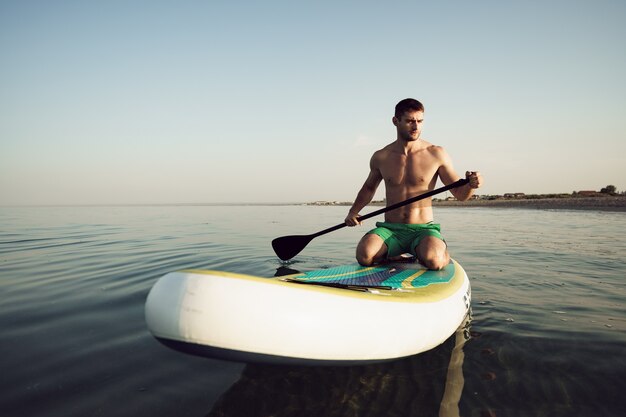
[{"xmin": 600, "ymin": 185, "xmax": 617, "ymax": 195}]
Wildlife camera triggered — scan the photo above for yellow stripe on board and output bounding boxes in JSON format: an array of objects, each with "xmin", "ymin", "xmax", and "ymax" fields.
[{"xmin": 401, "ymin": 269, "xmax": 427, "ymax": 288}]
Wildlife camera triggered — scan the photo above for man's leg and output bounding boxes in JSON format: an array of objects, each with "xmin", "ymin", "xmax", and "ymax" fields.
[
  {"xmin": 356, "ymin": 233, "xmax": 388, "ymax": 266},
  {"xmin": 416, "ymin": 236, "xmax": 450, "ymax": 270}
]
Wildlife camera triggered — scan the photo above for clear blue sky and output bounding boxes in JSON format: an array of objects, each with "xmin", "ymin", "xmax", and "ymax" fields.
[{"xmin": 1, "ymin": 0, "xmax": 625, "ymax": 205}]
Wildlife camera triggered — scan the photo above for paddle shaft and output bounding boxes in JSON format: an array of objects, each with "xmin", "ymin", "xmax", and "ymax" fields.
[{"xmin": 311, "ymin": 178, "xmax": 469, "ymax": 238}]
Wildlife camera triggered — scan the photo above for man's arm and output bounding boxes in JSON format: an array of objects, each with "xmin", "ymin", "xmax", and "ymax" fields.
[
  {"xmin": 345, "ymin": 154, "xmax": 383, "ymax": 226},
  {"xmin": 436, "ymin": 147, "xmax": 482, "ymax": 201}
]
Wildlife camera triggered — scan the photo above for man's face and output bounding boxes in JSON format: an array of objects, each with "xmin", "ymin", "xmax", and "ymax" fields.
[{"xmin": 394, "ymin": 110, "xmax": 424, "ymax": 142}]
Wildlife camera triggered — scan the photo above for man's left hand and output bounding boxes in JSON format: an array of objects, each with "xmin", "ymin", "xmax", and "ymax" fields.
[{"xmin": 465, "ymin": 171, "xmax": 482, "ymax": 189}]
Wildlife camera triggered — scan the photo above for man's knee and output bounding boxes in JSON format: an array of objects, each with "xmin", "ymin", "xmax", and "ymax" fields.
[
  {"xmin": 356, "ymin": 245, "xmax": 383, "ymax": 266},
  {"xmin": 356, "ymin": 253, "xmax": 376, "ymax": 266},
  {"xmin": 420, "ymin": 253, "xmax": 448, "ymax": 270},
  {"xmin": 416, "ymin": 237, "xmax": 449, "ymax": 270},
  {"xmin": 356, "ymin": 234, "xmax": 386, "ymax": 266}
]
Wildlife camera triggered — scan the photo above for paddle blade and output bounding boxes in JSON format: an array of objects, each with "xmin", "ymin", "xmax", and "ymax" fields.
[{"xmin": 271, "ymin": 234, "xmax": 314, "ymax": 261}]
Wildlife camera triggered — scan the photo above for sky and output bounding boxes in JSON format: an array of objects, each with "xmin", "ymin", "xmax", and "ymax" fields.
[{"xmin": 1, "ymin": 0, "xmax": 625, "ymax": 205}]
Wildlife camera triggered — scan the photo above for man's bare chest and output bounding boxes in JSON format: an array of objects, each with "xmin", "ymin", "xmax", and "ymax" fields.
[{"xmin": 380, "ymin": 155, "xmax": 439, "ymax": 187}]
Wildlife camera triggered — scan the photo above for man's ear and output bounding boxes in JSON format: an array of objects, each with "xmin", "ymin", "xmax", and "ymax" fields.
[{"xmin": 392, "ymin": 116, "xmax": 398, "ymax": 126}]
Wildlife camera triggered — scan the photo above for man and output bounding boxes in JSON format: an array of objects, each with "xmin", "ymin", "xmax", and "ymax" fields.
[{"xmin": 345, "ymin": 98, "xmax": 482, "ymax": 269}]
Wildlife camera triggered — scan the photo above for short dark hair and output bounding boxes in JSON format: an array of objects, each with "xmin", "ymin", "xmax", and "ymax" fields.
[{"xmin": 395, "ymin": 98, "xmax": 424, "ymax": 119}]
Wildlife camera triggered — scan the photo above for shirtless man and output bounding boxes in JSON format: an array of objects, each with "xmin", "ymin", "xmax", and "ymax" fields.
[{"xmin": 345, "ymin": 98, "xmax": 482, "ymax": 269}]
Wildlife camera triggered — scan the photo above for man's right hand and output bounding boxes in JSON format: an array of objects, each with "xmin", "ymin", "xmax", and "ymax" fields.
[{"xmin": 345, "ymin": 211, "xmax": 361, "ymax": 227}]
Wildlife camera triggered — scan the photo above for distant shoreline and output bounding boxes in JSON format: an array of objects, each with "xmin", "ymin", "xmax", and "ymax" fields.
[
  {"xmin": 309, "ymin": 196, "xmax": 626, "ymax": 212},
  {"xmin": 3, "ymin": 196, "xmax": 624, "ymax": 211},
  {"xmin": 432, "ymin": 196, "xmax": 626, "ymax": 212}
]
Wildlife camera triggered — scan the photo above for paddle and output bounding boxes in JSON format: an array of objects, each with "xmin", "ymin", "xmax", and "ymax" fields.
[{"xmin": 272, "ymin": 178, "xmax": 469, "ymax": 261}]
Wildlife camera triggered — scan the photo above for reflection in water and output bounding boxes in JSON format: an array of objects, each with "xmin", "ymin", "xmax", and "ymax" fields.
[
  {"xmin": 207, "ymin": 314, "xmax": 472, "ymax": 417},
  {"xmin": 439, "ymin": 314, "xmax": 471, "ymax": 417}
]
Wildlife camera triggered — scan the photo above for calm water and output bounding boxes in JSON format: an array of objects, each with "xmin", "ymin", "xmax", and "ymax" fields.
[{"xmin": 1, "ymin": 205, "xmax": 625, "ymax": 417}]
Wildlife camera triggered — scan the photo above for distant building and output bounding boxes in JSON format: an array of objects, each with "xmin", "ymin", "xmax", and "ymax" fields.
[
  {"xmin": 504, "ymin": 193, "xmax": 526, "ymax": 199},
  {"xmin": 575, "ymin": 191, "xmax": 601, "ymax": 197},
  {"xmin": 310, "ymin": 201, "xmax": 337, "ymax": 206}
]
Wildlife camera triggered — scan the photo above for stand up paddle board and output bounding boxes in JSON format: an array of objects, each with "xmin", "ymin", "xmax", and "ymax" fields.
[{"xmin": 145, "ymin": 259, "xmax": 470, "ymax": 366}]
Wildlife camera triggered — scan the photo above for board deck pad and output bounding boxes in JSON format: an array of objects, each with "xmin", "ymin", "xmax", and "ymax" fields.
[{"xmin": 289, "ymin": 261, "xmax": 456, "ymax": 289}]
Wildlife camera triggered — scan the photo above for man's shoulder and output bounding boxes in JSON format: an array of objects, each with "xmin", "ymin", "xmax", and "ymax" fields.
[
  {"xmin": 371, "ymin": 143, "xmax": 394, "ymax": 158},
  {"xmin": 425, "ymin": 143, "xmax": 448, "ymax": 158}
]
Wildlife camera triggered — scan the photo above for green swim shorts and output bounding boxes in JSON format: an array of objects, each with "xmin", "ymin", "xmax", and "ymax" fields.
[{"xmin": 367, "ymin": 222, "xmax": 444, "ymax": 258}]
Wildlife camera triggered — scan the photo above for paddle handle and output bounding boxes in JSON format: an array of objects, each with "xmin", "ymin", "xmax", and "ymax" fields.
[{"xmin": 312, "ymin": 178, "xmax": 469, "ymax": 238}]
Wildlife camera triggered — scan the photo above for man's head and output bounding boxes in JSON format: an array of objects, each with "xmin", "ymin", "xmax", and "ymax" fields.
[
  {"xmin": 393, "ymin": 98, "xmax": 425, "ymax": 142},
  {"xmin": 394, "ymin": 98, "xmax": 424, "ymax": 119}
]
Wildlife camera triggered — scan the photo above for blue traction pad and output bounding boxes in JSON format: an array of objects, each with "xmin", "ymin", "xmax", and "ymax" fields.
[{"xmin": 291, "ymin": 261, "xmax": 456, "ymax": 289}]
